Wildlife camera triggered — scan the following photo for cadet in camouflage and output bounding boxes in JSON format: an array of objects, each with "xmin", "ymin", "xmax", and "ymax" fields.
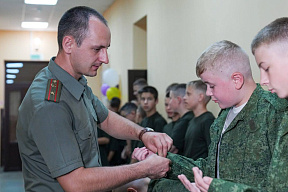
[
  {"xmin": 251, "ymin": 17, "xmax": 288, "ymax": 100},
  {"xmin": 148, "ymin": 40, "xmax": 288, "ymax": 192}
]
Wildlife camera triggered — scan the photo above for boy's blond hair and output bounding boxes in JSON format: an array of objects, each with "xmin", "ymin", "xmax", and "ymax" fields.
[
  {"xmin": 187, "ymin": 80, "xmax": 211, "ymax": 105},
  {"xmin": 196, "ymin": 40, "xmax": 252, "ymax": 80},
  {"xmin": 251, "ymin": 17, "xmax": 288, "ymax": 55}
]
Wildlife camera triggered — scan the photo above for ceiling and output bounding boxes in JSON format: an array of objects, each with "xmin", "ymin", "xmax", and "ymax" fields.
[{"xmin": 0, "ymin": 0, "xmax": 116, "ymax": 31}]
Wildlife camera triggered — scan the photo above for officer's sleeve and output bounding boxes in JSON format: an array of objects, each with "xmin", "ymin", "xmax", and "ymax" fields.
[
  {"xmin": 166, "ymin": 152, "xmax": 207, "ymax": 181},
  {"xmin": 30, "ymin": 102, "xmax": 83, "ymax": 178}
]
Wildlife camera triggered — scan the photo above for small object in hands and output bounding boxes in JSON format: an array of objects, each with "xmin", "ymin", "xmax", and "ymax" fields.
[{"xmin": 138, "ymin": 127, "xmax": 154, "ymax": 141}]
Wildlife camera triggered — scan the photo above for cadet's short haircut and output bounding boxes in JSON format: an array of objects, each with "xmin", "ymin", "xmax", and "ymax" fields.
[
  {"xmin": 119, "ymin": 102, "xmax": 137, "ymax": 114},
  {"xmin": 58, "ymin": 6, "xmax": 107, "ymax": 51},
  {"xmin": 133, "ymin": 78, "xmax": 147, "ymax": 87},
  {"xmin": 251, "ymin": 17, "xmax": 288, "ymax": 55},
  {"xmin": 170, "ymin": 83, "xmax": 186, "ymax": 98},
  {"xmin": 138, "ymin": 86, "xmax": 158, "ymax": 100},
  {"xmin": 187, "ymin": 80, "xmax": 211, "ymax": 105},
  {"xmin": 110, "ymin": 97, "xmax": 121, "ymax": 109},
  {"xmin": 165, "ymin": 83, "xmax": 179, "ymax": 98},
  {"xmin": 196, "ymin": 40, "xmax": 252, "ymax": 80}
]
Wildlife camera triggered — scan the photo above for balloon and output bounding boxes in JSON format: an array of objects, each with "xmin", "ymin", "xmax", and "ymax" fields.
[
  {"xmin": 102, "ymin": 68, "xmax": 119, "ymax": 87},
  {"xmin": 106, "ymin": 87, "xmax": 121, "ymax": 101},
  {"xmin": 101, "ymin": 84, "xmax": 110, "ymax": 96}
]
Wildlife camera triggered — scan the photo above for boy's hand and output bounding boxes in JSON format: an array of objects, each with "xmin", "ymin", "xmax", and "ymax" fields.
[
  {"xmin": 169, "ymin": 145, "xmax": 179, "ymax": 154},
  {"xmin": 132, "ymin": 147, "xmax": 154, "ymax": 161},
  {"xmin": 178, "ymin": 174, "xmax": 201, "ymax": 192},
  {"xmin": 178, "ymin": 167, "xmax": 212, "ymax": 192},
  {"xmin": 193, "ymin": 167, "xmax": 212, "ymax": 192}
]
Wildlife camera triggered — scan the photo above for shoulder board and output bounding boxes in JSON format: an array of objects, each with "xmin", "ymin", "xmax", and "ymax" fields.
[{"xmin": 45, "ymin": 79, "xmax": 62, "ymax": 103}]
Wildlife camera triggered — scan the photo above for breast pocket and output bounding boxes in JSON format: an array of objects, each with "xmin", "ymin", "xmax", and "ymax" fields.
[
  {"xmin": 78, "ymin": 126, "xmax": 92, "ymax": 140},
  {"xmin": 76, "ymin": 124, "xmax": 93, "ymax": 162}
]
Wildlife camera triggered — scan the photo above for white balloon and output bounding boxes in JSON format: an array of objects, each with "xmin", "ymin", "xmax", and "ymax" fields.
[{"xmin": 102, "ymin": 68, "xmax": 119, "ymax": 87}]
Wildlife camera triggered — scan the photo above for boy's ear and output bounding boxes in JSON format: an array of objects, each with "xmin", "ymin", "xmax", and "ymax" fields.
[
  {"xmin": 198, "ymin": 93, "xmax": 204, "ymax": 102},
  {"xmin": 177, "ymin": 96, "xmax": 182, "ymax": 103},
  {"xmin": 231, "ymin": 72, "xmax": 244, "ymax": 90},
  {"xmin": 62, "ymin": 36, "xmax": 74, "ymax": 54}
]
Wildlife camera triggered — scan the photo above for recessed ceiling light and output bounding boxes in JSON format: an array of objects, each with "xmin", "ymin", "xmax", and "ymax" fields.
[
  {"xmin": 6, "ymin": 74, "xmax": 17, "ymax": 79},
  {"xmin": 21, "ymin": 22, "xmax": 48, "ymax": 29},
  {"xmin": 24, "ymin": 0, "xmax": 58, "ymax": 5},
  {"xmin": 6, "ymin": 80, "xmax": 14, "ymax": 84},
  {"xmin": 6, "ymin": 63, "xmax": 24, "ymax": 68},
  {"xmin": 6, "ymin": 69, "xmax": 20, "ymax": 74}
]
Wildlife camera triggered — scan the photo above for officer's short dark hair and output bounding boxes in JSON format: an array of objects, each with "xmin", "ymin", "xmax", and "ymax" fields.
[{"xmin": 58, "ymin": 6, "xmax": 107, "ymax": 51}]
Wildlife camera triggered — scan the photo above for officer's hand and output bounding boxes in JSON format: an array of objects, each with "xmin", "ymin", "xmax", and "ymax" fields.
[
  {"xmin": 141, "ymin": 132, "xmax": 172, "ymax": 157},
  {"xmin": 140, "ymin": 153, "xmax": 171, "ymax": 179}
]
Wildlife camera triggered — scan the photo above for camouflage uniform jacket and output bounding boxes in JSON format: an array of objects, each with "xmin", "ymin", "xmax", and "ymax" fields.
[{"xmin": 162, "ymin": 84, "xmax": 288, "ymax": 192}]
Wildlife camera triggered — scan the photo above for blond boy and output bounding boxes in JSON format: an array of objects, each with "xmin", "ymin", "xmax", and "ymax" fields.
[{"xmin": 149, "ymin": 40, "xmax": 288, "ymax": 192}]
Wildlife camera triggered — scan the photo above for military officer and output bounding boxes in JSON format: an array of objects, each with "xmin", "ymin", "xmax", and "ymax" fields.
[{"xmin": 16, "ymin": 6, "xmax": 172, "ymax": 192}]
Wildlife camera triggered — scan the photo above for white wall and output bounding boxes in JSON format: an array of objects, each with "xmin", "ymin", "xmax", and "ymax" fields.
[
  {"xmin": 0, "ymin": 31, "xmax": 103, "ymax": 108},
  {"xmin": 0, "ymin": 30, "xmax": 104, "ymax": 164},
  {"xmin": 1, "ymin": 1, "xmax": 288, "ymax": 162},
  {"xmin": 0, "ymin": 30, "xmax": 58, "ymax": 164},
  {"xmin": 0, "ymin": 31, "xmax": 58, "ymax": 107},
  {"xmin": 104, "ymin": 0, "xmax": 288, "ymax": 117}
]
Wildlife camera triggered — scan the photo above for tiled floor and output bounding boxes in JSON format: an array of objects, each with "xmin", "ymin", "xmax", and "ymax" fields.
[{"xmin": 0, "ymin": 170, "xmax": 25, "ymax": 192}]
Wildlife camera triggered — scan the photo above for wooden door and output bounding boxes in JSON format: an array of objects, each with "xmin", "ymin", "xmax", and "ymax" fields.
[
  {"xmin": 2, "ymin": 61, "xmax": 48, "ymax": 171},
  {"xmin": 3, "ymin": 85, "xmax": 29, "ymax": 171}
]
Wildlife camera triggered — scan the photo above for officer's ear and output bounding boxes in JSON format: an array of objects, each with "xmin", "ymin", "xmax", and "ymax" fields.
[{"xmin": 62, "ymin": 36, "xmax": 74, "ymax": 54}]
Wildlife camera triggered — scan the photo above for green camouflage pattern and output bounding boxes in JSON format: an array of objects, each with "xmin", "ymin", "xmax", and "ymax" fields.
[
  {"xmin": 149, "ymin": 85, "xmax": 288, "ymax": 192},
  {"xmin": 149, "ymin": 178, "xmax": 189, "ymax": 192}
]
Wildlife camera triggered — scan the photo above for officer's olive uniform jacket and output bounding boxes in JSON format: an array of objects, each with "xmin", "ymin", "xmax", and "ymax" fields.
[
  {"xmin": 159, "ymin": 85, "xmax": 288, "ymax": 192},
  {"xmin": 16, "ymin": 58, "xmax": 108, "ymax": 191}
]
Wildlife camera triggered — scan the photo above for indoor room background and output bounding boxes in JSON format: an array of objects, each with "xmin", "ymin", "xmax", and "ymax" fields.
[{"xmin": 1, "ymin": 0, "xmax": 288, "ymax": 165}]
